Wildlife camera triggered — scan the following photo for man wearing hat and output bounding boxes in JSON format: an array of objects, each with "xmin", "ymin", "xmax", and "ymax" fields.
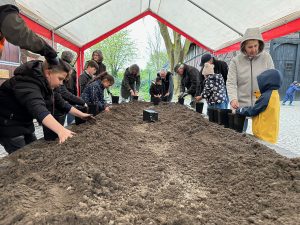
[
  {"xmin": 196, "ymin": 53, "xmax": 228, "ymax": 103},
  {"xmin": 174, "ymin": 63, "xmax": 200, "ymax": 104}
]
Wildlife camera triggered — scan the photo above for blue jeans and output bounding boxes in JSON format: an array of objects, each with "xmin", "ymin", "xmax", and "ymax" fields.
[
  {"xmin": 67, "ymin": 113, "xmax": 75, "ymax": 125},
  {"xmin": 207, "ymin": 102, "xmax": 227, "ymax": 109},
  {"xmin": 224, "ymin": 88, "xmax": 229, "ymax": 109},
  {"xmin": 207, "ymin": 102, "xmax": 227, "ymax": 114}
]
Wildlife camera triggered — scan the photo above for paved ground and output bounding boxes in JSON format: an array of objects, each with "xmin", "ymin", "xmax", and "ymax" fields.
[
  {"xmin": 1, "ymin": 101, "xmax": 300, "ymax": 158},
  {"xmin": 246, "ymin": 101, "xmax": 300, "ymax": 158}
]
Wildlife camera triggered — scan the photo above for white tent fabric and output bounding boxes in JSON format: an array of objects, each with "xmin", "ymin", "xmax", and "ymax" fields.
[{"xmin": 16, "ymin": 0, "xmax": 300, "ymax": 51}]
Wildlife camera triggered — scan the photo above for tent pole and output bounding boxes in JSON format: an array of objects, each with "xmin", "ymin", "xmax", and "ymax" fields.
[
  {"xmin": 76, "ymin": 48, "xmax": 85, "ymax": 96},
  {"xmin": 187, "ymin": 0, "xmax": 243, "ymax": 36},
  {"xmin": 51, "ymin": 29, "xmax": 55, "ymax": 48}
]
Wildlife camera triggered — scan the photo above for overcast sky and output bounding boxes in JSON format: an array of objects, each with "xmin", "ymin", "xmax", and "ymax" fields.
[{"xmin": 127, "ymin": 15, "xmax": 166, "ymax": 69}]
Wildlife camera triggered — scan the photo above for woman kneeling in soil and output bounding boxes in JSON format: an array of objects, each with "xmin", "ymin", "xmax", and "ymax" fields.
[
  {"xmin": 0, "ymin": 60, "xmax": 95, "ymax": 154},
  {"xmin": 81, "ymin": 72, "xmax": 114, "ymax": 113}
]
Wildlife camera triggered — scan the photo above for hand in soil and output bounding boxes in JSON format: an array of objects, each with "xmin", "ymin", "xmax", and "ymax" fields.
[
  {"xmin": 58, "ymin": 128, "xmax": 75, "ymax": 144},
  {"xmin": 81, "ymin": 113, "xmax": 96, "ymax": 122}
]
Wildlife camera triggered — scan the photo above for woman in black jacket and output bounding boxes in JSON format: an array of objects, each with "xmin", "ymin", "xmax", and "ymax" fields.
[{"xmin": 120, "ymin": 64, "xmax": 140, "ymax": 102}]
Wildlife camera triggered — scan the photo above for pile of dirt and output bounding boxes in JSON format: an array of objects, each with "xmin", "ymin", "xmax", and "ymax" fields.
[{"xmin": 0, "ymin": 102, "xmax": 299, "ymax": 225}]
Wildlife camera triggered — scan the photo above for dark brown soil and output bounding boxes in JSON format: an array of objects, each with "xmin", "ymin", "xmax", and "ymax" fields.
[{"xmin": 0, "ymin": 102, "xmax": 299, "ymax": 225}]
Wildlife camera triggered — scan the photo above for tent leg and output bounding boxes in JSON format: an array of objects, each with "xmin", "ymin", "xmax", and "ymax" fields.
[{"xmin": 76, "ymin": 49, "xmax": 85, "ymax": 96}]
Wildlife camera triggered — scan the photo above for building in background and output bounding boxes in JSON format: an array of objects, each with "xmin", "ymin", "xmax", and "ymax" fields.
[{"xmin": 0, "ymin": 37, "xmax": 56, "ymax": 85}]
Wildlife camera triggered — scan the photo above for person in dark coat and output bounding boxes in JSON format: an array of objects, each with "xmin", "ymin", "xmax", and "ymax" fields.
[
  {"xmin": 157, "ymin": 68, "xmax": 173, "ymax": 102},
  {"xmin": 196, "ymin": 53, "xmax": 229, "ymax": 105},
  {"xmin": 150, "ymin": 77, "xmax": 163, "ymax": 102},
  {"xmin": 174, "ymin": 63, "xmax": 200, "ymax": 103},
  {"xmin": 85, "ymin": 50, "xmax": 106, "ymax": 76},
  {"xmin": 81, "ymin": 72, "xmax": 115, "ymax": 113},
  {"xmin": 0, "ymin": 59, "xmax": 94, "ymax": 154},
  {"xmin": 54, "ymin": 83, "xmax": 88, "ymax": 125},
  {"xmin": 121, "ymin": 64, "xmax": 140, "ymax": 102},
  {"xmin": 61, "ymin": 51, "xmax": 77, "ymax": 96},
  {"xmin": 60, "ymin": 51, "xmax": 82, "ymax": 125},
  {"xmin": 0, "ymin": 0, "xmax": 57, "ymax": 64},
  {"xmin": 79, "ymin": 60, "xmax": 99, "ymax": 95}
]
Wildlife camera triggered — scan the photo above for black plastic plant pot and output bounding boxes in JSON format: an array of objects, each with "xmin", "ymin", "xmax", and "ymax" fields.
[
  {"xmin": 178, "ymin": 97, "xmax": 184, "ymax": 105},
  {"xmin": 88, "ymin": 104, "xmax": 99, "ymax": 116},
  {"xmin": 218, "ymin": 109, "xmax": 232, "ymax": 126},
  {"xmin": 153, "ymin": 97, "xmax": 160, "ymax": 105},
  {"xmin": 228, "ymin": 113, "xmax": 235, "ymax": 129},
  {"xmin": 213, "ymin": 109, "xmax": 219, "ymax": 123},
  {"xmin": 43, "ymin": 114, "xmax": 66, "ymax": 141},
  {"xmin": 133, "ymin": 96, "xmax": 139, "ymax": 101},
  {"xmin": 75, "ymin": 106, "xmax": 87, "ymax": 125},
  {"xmin": 234, "ymin": 113, "xmax": 246, "ymax": 133},
  {"xmin": 195, "ymin": 102, "xmax": 204, "ymax": 113},
  {"xmin": 111, "ymin": 95, "xmax": 119, "ymax": 104},
  {"xmin": 207, "ymin": 108, "xmax": 214, "ymax": 122},
  {"xmin": 161, "ymin": 96, "xmax": 168, "ymax": 102}
]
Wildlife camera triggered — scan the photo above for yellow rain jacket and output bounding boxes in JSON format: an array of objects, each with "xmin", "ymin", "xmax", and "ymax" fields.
[{"xmin": 237, "ymin": 69, "xmax": 282, "ymax": 144}]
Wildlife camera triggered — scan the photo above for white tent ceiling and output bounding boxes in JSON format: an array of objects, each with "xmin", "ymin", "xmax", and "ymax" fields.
[{"xmin": 16, "ymin": 0, "xmax": 300, "ymax": 52}]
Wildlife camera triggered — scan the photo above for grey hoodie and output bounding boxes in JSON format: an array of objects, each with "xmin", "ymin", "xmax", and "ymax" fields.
[{"xmin": 227, "ymin": 28, "xmax": 274, "ymax": 107}]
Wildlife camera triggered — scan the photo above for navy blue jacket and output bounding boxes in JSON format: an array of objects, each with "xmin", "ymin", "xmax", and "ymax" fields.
[
  {"xmin": 81, "ymin": 80, "xmax": 106, "ymax": 112},
  {"xmin": 237, "ymin": 69, "xmax": 282, "ymax": 116}
]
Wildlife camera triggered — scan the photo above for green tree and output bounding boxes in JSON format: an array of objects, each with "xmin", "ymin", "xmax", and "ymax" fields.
[
  {"xmin": 146, "ymin": 25, "xmax": 168, "ymax": 74},
  {"xmin": 158, "ymin": 22, "xmax": 191, "ymax": 94},
  {"xmin": 146, "ymin": 51, "xmax": 168, "ymax": 74},
  {"xmin": 85, "ymin": 29, "xmax": 138, "ymax": 76}
]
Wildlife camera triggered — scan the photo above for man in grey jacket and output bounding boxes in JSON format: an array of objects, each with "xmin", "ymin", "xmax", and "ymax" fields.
[
  {"xmin": 0, "ymin": 0, "xmax": 57, "ymax": 63},
  {"xmin": 227, "ymin": 27, "xmax": 274, "ymax": 110}
]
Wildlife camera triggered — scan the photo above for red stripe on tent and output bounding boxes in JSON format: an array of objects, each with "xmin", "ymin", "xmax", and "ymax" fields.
[
  {"xmin": 82, "ymin": 11, "xmax": 152, "ymax": 51},
  {"xmin": 148, "ymin": 11, "xmax": 214, "ymax": 53},
  {"xmin": 21, "ymin": 14, "xmax": 79, "ymax": 52},
  {"xmin": 215, "ymin": 17, "xmax": 300, "ymax": 55}
]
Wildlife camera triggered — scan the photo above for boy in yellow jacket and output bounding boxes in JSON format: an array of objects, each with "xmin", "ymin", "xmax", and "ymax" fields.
[{"xmin": 236, "ymin": 69, "xmax": 282, "ymax": 144}]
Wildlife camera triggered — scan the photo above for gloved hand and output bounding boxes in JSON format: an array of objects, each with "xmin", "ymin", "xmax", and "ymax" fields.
[
  {"xmin": 46, "ymin": 55, "xmax": 59, "ymax": 66},
  {"xmin": 41, "ymin": 43, "xmax": 59, "ymax": 65},
  {"xmin": 179, "ymin": 91, "xmax": 188, "ymax": 98}
]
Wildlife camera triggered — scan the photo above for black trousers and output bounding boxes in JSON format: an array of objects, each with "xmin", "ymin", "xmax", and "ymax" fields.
[{"xmin": 0, "ymin": 133, "xmax": 37, "ymax": 154}]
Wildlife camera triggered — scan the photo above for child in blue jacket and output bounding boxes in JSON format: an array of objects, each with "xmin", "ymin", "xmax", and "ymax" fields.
[
  {"xmin": 282, "ymin": 81, "xmax": 300, "ymax": 105},
  {"xmin": 236, "ymin": 69, "xmax": 282, "ymax": 144},
  {"xmin": 81, "ymin": 72, "xmax": 114, "ymax": 113}
]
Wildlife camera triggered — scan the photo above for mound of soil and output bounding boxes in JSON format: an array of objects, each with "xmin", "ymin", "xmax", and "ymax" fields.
[{"xmin": 0, "ymin": 102, "xmax": 299, "ymax": 225}]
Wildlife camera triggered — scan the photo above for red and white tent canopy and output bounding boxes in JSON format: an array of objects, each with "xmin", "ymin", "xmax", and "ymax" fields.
[{"xmin": 16, "ymin": 0, "xmax": 300, "ymax": 71}]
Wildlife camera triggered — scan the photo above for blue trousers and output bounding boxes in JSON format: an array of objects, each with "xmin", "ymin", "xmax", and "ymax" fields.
[
  {"xmin": 207, "ymin": 102, "xmax": 227, "ymax": 114},
  {"xmin": 67, "ymin": 113, "xmax": 75, "ymax": 125},
  {"xmin": 283, "ymin": 94, "xmax": 294, "ymax": 104}
]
